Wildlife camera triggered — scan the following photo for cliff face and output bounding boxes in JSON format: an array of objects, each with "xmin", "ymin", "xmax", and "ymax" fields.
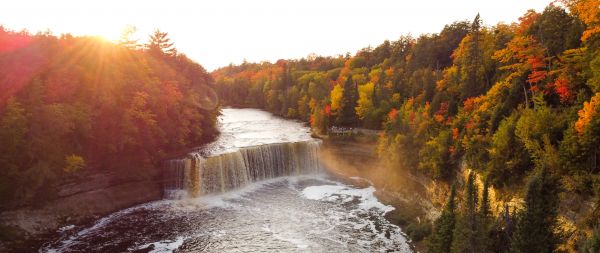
[
  {"xmin": 0, "ymin": 167, "xmax": 163, "ymax": 249},
  {"xmin": 320, "ymin": 136, "xmax": 596, "ymax": 252},
  {"xmin": 320, "ymin": 136, "xmax": 443, "ymax": 213}
]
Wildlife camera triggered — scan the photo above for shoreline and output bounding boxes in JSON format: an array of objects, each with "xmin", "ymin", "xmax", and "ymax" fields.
[{"xmin": 319, "ymin": 134, "xmax": 444, "ymax": 252}]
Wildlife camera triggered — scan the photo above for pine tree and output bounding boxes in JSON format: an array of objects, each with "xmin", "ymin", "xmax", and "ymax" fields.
[
  {"xmin": 146, "ymin": 29, "xmax": 176, "ymax": 57},
  {"xmin": 452, "ymin": 172, "xmax": 484, "ymax": 253},
  {"xmin": 489, "ymin": 204, "xmax": 515, "ymax": 253},
  {"xmin": 479, "ymin": 179, "xmax": 493, "ymax": 251},
  {"xmin": 510, "ymin": 168, "xmax": 560, "ymax": 253},
  {"xmin": 480, "ymin": 179, "xmax": 491, "ymax": 220},
  {"xmin": 458, "ymin": 14, "xmax": 487, "ymax": 100},
  {"xmin": 118, "ymin": 25, "xmax": 139, "ymax": 50},
  {"xmin": 428, "ymin": 184, "xmax": 457, "ymax": 253},
  {"xmin": 336, "ymin": 75, "xmax": 358, "ymax": 126}
]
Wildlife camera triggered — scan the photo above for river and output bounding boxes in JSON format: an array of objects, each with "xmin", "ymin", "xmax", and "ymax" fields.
[{"xmin": 42, "ymin": 108, "xmax": 412, "ymax": 252}]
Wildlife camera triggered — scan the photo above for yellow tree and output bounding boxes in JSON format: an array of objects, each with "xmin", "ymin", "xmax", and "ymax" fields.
[
  {"xmin": 330, "ymin": 84, "xmax": 344, "ymax": 112},
  {"xmin": 356, "ymin": 82, "xmax": 375, "ymax": 121},
  {"xmin": 561, "ymin": 0, "xmax": 600, "ymax": 41},
  {"xmin": 575, "ymin": 92, "xmax": 600, "ymax": 134}
]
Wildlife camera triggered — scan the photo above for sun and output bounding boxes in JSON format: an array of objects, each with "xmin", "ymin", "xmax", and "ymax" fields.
[
  {"xmin": 93, "ymin": 25, "xmax": 141, "ymax": 44},
  {"xmin": 87, "ymin": 26, "xmax": 123, "ymax": 43},
  {"xmin": 96, "ymin": 30, "xmax": 122, "ymax": 43}
]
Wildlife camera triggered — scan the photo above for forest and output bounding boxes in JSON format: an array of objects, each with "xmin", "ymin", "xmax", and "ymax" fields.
[
  {"xmin": 0, "ymin": 28, "xmax": 219, "ymax": 210},
  {"xmin": 212, "ymin": 1, "xmax": 600, "ymax": 252}
]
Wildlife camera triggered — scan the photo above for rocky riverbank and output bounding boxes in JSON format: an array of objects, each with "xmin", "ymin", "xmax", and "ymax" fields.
[
  {"xmin": 0, "ymin": 167, "xmax": 163, "ymax": 251},
  {"xmin": 318, "ymin": 134, "xmax": 450, "ymax": 252},
  {"xmin": 319, "ymin": 133, "xmax": 598, "ymax": 252}
]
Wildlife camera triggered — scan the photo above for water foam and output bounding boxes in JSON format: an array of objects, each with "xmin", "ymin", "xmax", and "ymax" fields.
[
  {"xmin": 302, "ymin": 184, "xmax": 395, "ymax": 214},
  {"xmin": 43, "ymin": 176, "xmax": 412, "ymax": 252},
  {"xmin": 133, "ymin": 237, "xmax": 185, "ymax": 253}
]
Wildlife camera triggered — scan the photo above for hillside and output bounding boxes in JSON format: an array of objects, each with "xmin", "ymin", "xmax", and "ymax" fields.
[
  {"xmin": 0, "ymin": 28, "xmax": 219, "ymax": 246},
  {"xmin": 212, "ymin": 2, "xmax": 600, "ymax": 251}
]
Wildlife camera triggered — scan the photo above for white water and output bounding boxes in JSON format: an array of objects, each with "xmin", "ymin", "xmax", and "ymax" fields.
[
  {"xmin": 164, "ymin": 108, "xmax": 321, "ymax": 197},
  {"xmin": 42, "ymin": 108, "xmax": 412, "ymax": 253}
]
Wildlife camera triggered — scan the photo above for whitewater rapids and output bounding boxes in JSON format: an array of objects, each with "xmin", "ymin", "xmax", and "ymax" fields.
[{"xmin": 42, "ymin": 108, "xmax": 412, "ymax": 252}]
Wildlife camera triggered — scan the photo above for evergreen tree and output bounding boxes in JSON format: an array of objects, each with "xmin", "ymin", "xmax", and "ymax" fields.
[
  {"xmin": 452, "ymin": 172, "xmax": 484, "ymax": 253},
  {"xmin": 528, "ymin": 5, "xmax": 583, "ymax": 57},
  {"xmin": 118, "ymin": 25, "xmax": 139, "ymax": 50},
  {"xmin": 458, "ymin": 14, "xmax": 487, "ymax": 100},
  {"xmin": 489, "ymin": 204, "xmax": 516, "ymax": 253},
  {"xmin": 0, "ymin": 98, "xmax": 28, "ymax": 202},
  {"xmin": 428, "ymin": 184, "xmax": 457, "ymax": 253},
  {"xmin": 146, "ymin": 29, "xmax": 176, "ymax": 57},
  {"xmin": 336, "ymin": 75, "xmax": 358, "ymax": 126},
  {"xmin": 480, "ymin": 179, "xmax": 493, "ymax": 252},
  {"xmin": 510, "ymin": 168, "xmax": 560, "ymax": 253},
  {"xmin": 480, "ymin": 179, "xmax": 491, "ymax": 220}
]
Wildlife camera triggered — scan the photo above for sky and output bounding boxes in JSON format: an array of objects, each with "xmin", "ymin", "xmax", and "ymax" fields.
[{"xmin": 1, "ymin": 0, "xmax": 553, "ymax": 71}]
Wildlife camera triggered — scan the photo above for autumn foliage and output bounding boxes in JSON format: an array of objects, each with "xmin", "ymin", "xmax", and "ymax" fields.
[
  {"xmin": 213, "ymin": 3, "xmax": 600, "ymax": 250},
  {"xmin": 575, "ymin": 93, "xmax": 600, "ymax": 134},
  {"xmin": 0, "ymin": 27, "xmax": 219, "ymax": 208}
]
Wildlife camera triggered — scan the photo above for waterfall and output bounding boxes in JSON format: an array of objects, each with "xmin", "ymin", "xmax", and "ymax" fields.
[{"xmin": 163, "ymin": 140, "xmax": 321, "ymax": 197}]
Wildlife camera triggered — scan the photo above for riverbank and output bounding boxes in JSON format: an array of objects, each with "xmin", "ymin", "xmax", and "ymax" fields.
[
  {"xmin": 318, "ymin": 133, "xmax": 449, "ymax": 252},
  {"xmin": 0, "ymin": 167, "xmax": 163, "ymax": 251},
  {"xmin": 318, "ymin": 131, "xmax": 599, "ymax": 252}
]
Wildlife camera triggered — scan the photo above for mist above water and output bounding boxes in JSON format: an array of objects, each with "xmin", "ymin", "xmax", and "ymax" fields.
[{"xmin": 42, "ymin": 108, "xmax": 412, "ymax": 252}]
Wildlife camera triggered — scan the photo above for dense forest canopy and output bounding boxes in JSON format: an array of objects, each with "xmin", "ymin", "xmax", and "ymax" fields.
[
  {"xmin": 212, "ymin": 1, "xmax": 600, "ymax": 251},
  {"xmin": 0, "ymin": 0, "xmax": 598, "ymax": 251},
  {"xmin": 0, "ymin": 28, "xmax": 219, "ymax": 209}
]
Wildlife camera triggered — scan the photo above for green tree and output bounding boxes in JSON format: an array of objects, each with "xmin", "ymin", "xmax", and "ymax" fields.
[
  {"xmin": 428, "ymin": 184, "xmax": 457, "ymax": 253},
  {"xmin": 479, "ymin": 179, "xmax": 493, "ymax": 252},
  {"xmin": 456, "ymin": 14, "xmax": 488, "ymax": 100},
  {"xmin": 480, "ymin": 180, "xmax": 491, "ymax": 221},
  {"xmin": 0, "ymin": 98, "xmax": 28, "ymax": 202},
  {"xmin": 419, "ymin": 129, "xmax": 453, "ymax": 179},
  {"xmin": 452, "ymin": 172, "xmax": 484, "ymax": 253},
  {"xmin": 310, "ymin": 104, "xmax": 329, "ymax": 135},
  {"xmin": 488, "ymin": 112, "xmax": 532, "ymax": 187},
  {"xmin": 510, "ymin": 168, "xmax": 560, "ymax": 253},
  {"xmin": 336, "ymin": 75, "xmax": 358, "ymax": 126},
  {"xmin": 515, "ymin": 95, "xmax": 565, "ymax": 172},
  {"xmin": 528, "ymin": 5, "xmax": 583, "ymax": 57}
]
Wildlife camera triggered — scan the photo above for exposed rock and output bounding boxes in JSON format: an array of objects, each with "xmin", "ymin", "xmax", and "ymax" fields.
[{"xmin": 0, "ymin": 168, "xmax": 163, "ymax": 239}]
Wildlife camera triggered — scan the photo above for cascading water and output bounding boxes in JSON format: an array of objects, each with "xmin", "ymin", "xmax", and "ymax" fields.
[
  {"xmin": 164, "ymin": 140, "xmax": 322, "ymax": 197},
  {"xmin": 44, "ymin": 108, "xmax": 412, "ymax": 253}
]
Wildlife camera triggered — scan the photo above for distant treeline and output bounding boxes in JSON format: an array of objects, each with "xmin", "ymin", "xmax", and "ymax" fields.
[
  {"xmin": 0, "ymin": 28, "xmax": 219, "ymax": 209},
  {"xmin": 212, "ymin": 1, "xmax": 600, "ymax": 251}
]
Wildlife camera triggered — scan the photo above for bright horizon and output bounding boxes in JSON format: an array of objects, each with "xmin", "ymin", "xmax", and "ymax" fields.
[{"xmin": 2, "ymin": 0, "xmax": 552, "ymax": 71}]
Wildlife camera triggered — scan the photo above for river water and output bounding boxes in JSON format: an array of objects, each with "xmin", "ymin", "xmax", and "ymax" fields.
[{"xmin": 42, "ymin": 108, "xmax": 412, "ymax": 253}]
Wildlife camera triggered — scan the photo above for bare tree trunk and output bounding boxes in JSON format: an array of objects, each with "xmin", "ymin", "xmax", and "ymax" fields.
[
  {"xmin": 523, "ymin": 85, "xmax": 529, "ymax": 108},
  {"xmin": 592, "ymin": 150, "xmax": 598, "ymax": 173}
]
